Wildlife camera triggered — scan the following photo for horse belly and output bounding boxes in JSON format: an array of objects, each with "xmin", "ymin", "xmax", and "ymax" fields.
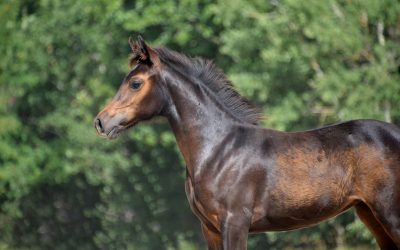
[
  {"xmin": 249, "ymin": 162, "xmax": 358, "ymax": 232},
  {"xmin": 249, "ymin": 191, "xmax": 357, "ymax": 232}
]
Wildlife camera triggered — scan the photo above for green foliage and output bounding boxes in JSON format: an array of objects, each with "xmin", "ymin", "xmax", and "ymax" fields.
[{"xmin": 0, "ymin": 0, "xmax": 399, "ymax": 249}]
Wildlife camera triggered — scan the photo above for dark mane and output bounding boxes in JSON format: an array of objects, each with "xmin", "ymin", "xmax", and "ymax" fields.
[{"xmin": 151, "ymin": 47, "xmax": 262, "ymax": 125}]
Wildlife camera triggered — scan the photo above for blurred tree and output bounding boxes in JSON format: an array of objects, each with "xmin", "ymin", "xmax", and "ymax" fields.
[{"xmin": 0, "ymin": 0, "xmax": 399, "ymax": 249}]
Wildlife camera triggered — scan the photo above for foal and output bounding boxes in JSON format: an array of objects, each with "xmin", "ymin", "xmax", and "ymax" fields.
[{"xmin": 95, "ymin": 36, "xmax": 400, "ymax": 249}]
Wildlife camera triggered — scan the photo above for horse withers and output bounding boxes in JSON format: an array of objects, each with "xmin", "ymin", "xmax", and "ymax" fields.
[{"xmin": 95, "ymin": 36, "xmax": 400, "ymax": 249}]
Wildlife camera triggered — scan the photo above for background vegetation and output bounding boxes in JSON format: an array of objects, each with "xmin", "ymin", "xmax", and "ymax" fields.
[{"xmin": 1, "ymin": 0, "xmax": 399, "ymax": 249}]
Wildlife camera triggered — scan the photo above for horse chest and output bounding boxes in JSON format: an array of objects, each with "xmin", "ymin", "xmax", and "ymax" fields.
[{"xmin": 184, "ymin": 176, "xmax": 221, "ymax": 230}]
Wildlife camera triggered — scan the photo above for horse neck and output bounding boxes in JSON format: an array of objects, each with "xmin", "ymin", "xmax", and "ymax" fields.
[{"xmin": 162, "ymin": 70, "xmax": 240, "ymax": 178}]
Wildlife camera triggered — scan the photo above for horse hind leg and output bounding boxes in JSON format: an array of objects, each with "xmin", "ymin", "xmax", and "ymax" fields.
[{"xmin": 355, "ymin": 202, "xmax": 397, "ymax": 249}]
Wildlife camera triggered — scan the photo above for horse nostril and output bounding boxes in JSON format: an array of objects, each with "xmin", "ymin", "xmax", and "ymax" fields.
[{"xmin": 95, "ymin": 118, "xmax": 104, "ymax": 134}]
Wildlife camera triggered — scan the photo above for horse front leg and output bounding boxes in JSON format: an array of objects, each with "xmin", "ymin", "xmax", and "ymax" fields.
[
  {"xmin": 221, "ymin": 213, "xmax": 251, "ymax": 250},
  {"xmin": 201, "ymin": 223, "xmax": 223, "ymax": 250}
]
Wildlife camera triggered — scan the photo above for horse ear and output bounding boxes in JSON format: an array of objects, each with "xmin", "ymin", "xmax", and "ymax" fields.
[{"xmin": 129, "ymin": 35, "xmax": 159, "ymax": 67}]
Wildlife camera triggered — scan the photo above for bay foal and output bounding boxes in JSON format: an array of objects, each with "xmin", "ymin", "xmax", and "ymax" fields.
[{"xmin": 95, "ymin": 36, "xmax": 400, "ymax": 249}]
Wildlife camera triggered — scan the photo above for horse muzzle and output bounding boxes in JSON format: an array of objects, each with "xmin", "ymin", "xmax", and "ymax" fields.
[{"xmin": 94, "ymin": 113, "xmax": 127, "ymax": 139}]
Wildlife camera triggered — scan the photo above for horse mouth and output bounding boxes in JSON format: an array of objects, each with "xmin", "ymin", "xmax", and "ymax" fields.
[
  {"xmin": 106, "ymin": 126, "xmax": 121, "ymax": 139},
  {"xmin": 106, "ymin": 121, "xmax": 138, "ymax": 140}
]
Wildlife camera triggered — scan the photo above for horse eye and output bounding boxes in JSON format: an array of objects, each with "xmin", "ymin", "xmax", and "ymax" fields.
[{"xmin": 130, "ymin": 80, "xmax": 142, "ymax": 90}]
